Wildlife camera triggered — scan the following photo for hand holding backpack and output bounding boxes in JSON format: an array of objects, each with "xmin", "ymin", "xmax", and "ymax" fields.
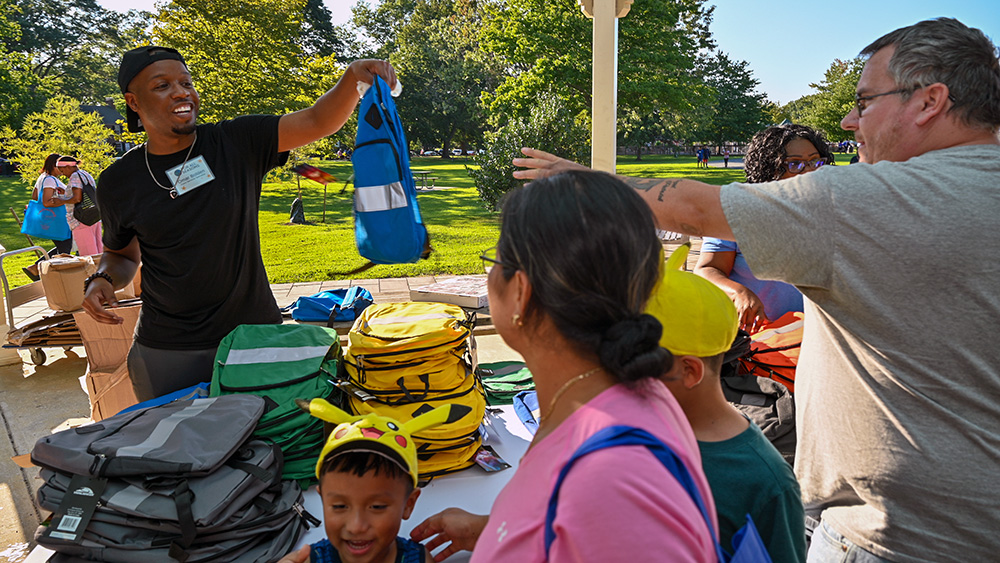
[{"xmin": 346, "ymin": 75, "xmax": 431, "ymax": 274}]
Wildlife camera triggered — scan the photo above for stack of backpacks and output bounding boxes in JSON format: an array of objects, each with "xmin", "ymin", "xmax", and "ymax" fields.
[
  {"xmin": 340, "ymin": 301, "xmax": 486, "ymax": 479},
  {"xmin": 31, "ymin": 394, "xmax": 319, "ymax": 562},
  {"xmin": 210, "ymin": 323, "xmax": 343, "ymax": 487}
]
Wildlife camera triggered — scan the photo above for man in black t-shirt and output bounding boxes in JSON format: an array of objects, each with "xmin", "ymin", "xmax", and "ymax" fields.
[{"xmin": 82, "ymin": 46, "xmax": 397, "ymax": 400}]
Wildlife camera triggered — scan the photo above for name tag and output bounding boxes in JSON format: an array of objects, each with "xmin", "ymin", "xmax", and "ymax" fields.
[{"xmin": 166, "ymin": 155, "xmax": 215, "ymax": 196}]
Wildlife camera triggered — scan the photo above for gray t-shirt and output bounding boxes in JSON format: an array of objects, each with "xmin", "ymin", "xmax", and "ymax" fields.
[{"xmin": 721, "ymin": 144, "xmax": 1000, "ymax": 562}]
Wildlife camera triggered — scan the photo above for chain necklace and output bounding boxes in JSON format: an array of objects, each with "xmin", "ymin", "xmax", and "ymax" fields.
[
  {"xmin": 541, "ymin": 366, "xmax": 603, "ymax": 425},
  {"xmin": 145, "ymin": 132, "xmax": 197, "ymax": 199}
]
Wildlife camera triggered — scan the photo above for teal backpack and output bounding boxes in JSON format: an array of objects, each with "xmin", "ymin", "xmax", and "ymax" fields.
[{"xmin": 211, "ymin": 324, "xmax": 342, "ymax": 486}]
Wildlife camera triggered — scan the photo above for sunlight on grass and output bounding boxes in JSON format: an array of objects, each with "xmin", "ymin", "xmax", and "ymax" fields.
[{"xmin": 0, "ymin": 154, "xmax": 740, "ymax": 287}]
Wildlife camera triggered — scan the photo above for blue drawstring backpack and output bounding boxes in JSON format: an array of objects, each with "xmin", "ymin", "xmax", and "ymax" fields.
[
  {"xmin": 348, "ymin": 76, "xmax": 430, "ymax": 273},
  {"xmin": 281, "ymin": 286, "xmax": 374, "ymax": 325},
  {"xmin": 545, "ymin": 425, "xmax": 773, "ymax": 563}
]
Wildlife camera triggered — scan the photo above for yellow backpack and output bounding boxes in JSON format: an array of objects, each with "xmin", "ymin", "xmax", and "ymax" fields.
[{"xmin": 342, "ymin": 302, "xmax": 485, "ymax": 479}]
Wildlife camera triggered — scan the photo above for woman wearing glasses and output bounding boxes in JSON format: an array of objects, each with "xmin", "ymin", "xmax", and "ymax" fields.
[
  {"xmin": 694, "ymin": 124, "xmax": 833, "ymax": 333},
  {"xmin": 411, "ymin": 170, "xmax": 717, "ymax": 562}
]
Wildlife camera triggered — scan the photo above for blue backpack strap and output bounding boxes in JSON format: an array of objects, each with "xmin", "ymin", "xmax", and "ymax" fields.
[{"xmin": 543, "ymin": 425, "xmax": 729, "ymax": 562}]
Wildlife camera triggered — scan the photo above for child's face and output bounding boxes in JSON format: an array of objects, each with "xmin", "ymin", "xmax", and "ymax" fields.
[{"xmin": 319, "ymin": 468, "xmax": 420, "ymax": 563}]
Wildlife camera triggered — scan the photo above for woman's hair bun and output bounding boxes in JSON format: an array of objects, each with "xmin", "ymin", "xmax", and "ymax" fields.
[{"xmin": 598, "ymin": 314, "xmax": 673, "ymax": 383}]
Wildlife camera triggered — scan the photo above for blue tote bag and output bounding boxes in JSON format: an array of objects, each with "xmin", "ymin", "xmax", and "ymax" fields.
[{"xmin": 21, "ymin": 188, "xmax": 71, "ymax": 241}]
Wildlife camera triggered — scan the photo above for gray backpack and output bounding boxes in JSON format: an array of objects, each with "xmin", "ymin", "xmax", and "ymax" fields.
[{"xmin": 31, "ymin": 395, "xmax": 319, "ymax": 562}]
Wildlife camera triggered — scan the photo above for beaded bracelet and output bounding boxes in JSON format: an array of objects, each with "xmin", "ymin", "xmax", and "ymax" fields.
[{"xmin": 83, "ymin": 271, "xmax": 114, "ymax": 294}]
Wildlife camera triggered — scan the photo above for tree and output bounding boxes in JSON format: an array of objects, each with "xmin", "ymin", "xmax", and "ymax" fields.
[
  {"xmin": 0, "ymin": 0, "xmax": 44, "ymax": 130},
  {"xmin": 0, "ymin": 95, "xmax": 116, "ymax": 184},
  {"xmin": 152, "ymin": 0, "xmax": 341, "ymax": 123},
  {"xmin": 478, "ymin": 0, "xmax": 714, "ymax": 127},
  {"xmin": 469, "ymin": 92, "xmax": 589, "ymax": 211},
  {"xmin": 796, "ymin": 57, "xmax": 864, "ymax": 142},
  {"xmin": 4, "ymin": 0, "xmax": 146, "ymax": 105},
  {"xmin": 390, "ymin": 0, "xmax": 500, "ymax": 158},
  {"xmin": 699, "ymin": 53, "xmax": 769, "ymax": 149},
  {"xmin": 349, "ymin": 0, "xmax": 418, "ymax": 59}
]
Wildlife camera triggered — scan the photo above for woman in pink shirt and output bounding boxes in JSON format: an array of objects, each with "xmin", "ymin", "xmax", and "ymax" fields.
[{"xmin": 410, "ymin": 170, "xmax": 717, "ymax": 562}]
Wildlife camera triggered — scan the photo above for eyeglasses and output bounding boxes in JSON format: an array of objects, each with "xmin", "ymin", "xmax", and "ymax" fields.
[
  {"xmin": 480, "ymin": 247, "xmax": 517, "ymax": 274},
  {"xmin": 784, "ymin": 158, "xmax": 827, "ymax": 175},
  {"xmin": 854, "ymin": 88, "xmax": 910, "ymax": 117}
]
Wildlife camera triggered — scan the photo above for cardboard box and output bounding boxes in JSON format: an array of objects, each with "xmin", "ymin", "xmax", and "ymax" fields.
[
  {"xmin": 39, "ymin": 255, "xmax": 96, "ymax": 311},
  {"xmin": 410, "ymin": 276, "xmax": 489, "ymax": 309},
  {"xmin": 73, "ymin": 305, "xmax": 141, "ymax": 419},
  {"xmin": 90, "ymin": 255, "xmax": 142, "ymax": 300},
  {"xmin": 83, "ymin": 363, "xmax": 138, "ymax": 421}
]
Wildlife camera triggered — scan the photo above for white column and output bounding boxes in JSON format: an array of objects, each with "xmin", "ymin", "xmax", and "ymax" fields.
[
  {"xmin": 581, "ymin": 0, "xmax": 632, "ymax": 173},
  {"xmin": 591, "ymin": 0, "xmax": 617, "ymax": 173}
]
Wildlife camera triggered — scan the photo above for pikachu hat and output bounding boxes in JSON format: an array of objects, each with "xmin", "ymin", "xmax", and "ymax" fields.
[{"xmin": 297, "ymin": 398, "xmax": 469, "ymax": 486}]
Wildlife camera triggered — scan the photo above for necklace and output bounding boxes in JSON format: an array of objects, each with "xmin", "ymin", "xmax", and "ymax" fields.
[
  {"xmin": 145, "ymin": 132, "xmax": 197, "ymax": 199},
  {"xmin": 541, "ymin": 366, "xmax": 603, "ymax": 424}
]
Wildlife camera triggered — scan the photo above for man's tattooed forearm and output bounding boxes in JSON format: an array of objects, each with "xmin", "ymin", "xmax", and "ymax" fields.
[
  {"xmin": 656, "ymin": 180, "xmax": 681, "ymax": 201},
  {"xmin": 624, "ymin": 177, "xmax": 661, "ymax": 192}
]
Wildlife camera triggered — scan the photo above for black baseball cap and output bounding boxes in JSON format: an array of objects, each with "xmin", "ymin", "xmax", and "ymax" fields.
[{"xmin": 118, "ymin": 46, "xmax": 187, "ymax": 133}]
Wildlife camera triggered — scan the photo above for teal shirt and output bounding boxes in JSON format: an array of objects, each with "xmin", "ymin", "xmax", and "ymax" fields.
[{"xmin": 699, "ymin": 422, "xmax": 806, "ymax": 563}]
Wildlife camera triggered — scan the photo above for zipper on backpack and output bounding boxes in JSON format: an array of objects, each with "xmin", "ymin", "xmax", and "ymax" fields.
[{"xmin": 294, "ymin": 502, "xmax": 322, "ymax": 528}]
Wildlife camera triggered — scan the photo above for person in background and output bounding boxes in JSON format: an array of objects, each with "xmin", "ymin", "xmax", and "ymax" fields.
[
  {"xmin": 648, "ymin": 243, "xmax": 806, "ymax": 562},
  {"xmin": 81, "ymin": 46, "xmax": 397, "ymax": 401},
  {"xmin": 513, "ymin": 17, "xmax": 1000, "ymax": 563},
  {"xmin": 56, "ymin": 155, "xmax": 103, "ymax": 256},
  {"xmin": 410, "ymin": 170, "xmax": 716, "ymax": 562},
  {"xmin": 693, "ymin": 124, "xmax": 833, "ymax": 332}
]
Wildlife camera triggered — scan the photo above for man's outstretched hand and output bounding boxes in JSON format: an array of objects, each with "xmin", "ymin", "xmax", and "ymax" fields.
[
  {"xmin": 347, "ymin": 59, "xmax": 398, "ymax": 91},
  {"xmin": 512, "ymin": 147, "xmax": 589, "ymax": 181}
]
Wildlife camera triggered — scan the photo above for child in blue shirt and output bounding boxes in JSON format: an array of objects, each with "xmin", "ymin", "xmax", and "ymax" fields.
[{"xmin": 280, "ymin": 401, "xmax": 458, "ymax": 563}]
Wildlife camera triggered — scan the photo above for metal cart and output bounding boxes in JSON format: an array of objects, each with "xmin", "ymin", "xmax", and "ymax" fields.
[{"xmin": 0, "ymin": 245, "xmax": 82, "ymax": 365}]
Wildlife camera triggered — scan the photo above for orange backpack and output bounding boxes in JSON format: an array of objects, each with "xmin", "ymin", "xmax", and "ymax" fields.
[{"xmin": 739, "ymin": 311, "xmax": 803, "ymax": 392}]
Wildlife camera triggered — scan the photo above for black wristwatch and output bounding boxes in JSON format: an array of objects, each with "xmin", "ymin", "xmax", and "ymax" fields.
[{"xmin": 83, "ymin": 271, "xmax": 114, "ymax": 293}]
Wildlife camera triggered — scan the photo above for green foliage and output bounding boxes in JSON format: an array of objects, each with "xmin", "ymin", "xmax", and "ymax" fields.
[
  {"xmin": 152, "ymin": 0, "xmax": 340, "ymax": 123},
  {"xmin": 1, "ymin": 155, "xmax": 746, "ymax": 288},
  {"xmin": 795, "ymin": 58, "xmax": 865, "ymax": 142},
  {"xmin": 0, "ymin": 95, "xmax": 116, "ymax": 184},
  {"xmin": 0, "ymin": 0, "xmax": 46, "ymax": 130},
  {"xmin": 479, "ymin": 0, "xmax": 714, "ymax": 126},
  {"xmin": 390, "ymin": 0, "xmax": 500, "ymax": 156},
  {"xmin": 698, "ymin": 53, "xmax": 769, "ymax": 147},
  {"xmin": 468, "ymin": 93, "xmax": 589, "ymax": 211},
  {"xmin": 6, "ymin": 0, "xmax": 151, "ymax": 106},
  {"xmin": 349, "ymin": 0, "xmax": 418, "ymax": 59}
]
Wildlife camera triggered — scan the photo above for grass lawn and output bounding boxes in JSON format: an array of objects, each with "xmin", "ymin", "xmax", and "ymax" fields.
[{"xmin": 0, "ymin": 154, "xmax": 745, "ymax": 289}]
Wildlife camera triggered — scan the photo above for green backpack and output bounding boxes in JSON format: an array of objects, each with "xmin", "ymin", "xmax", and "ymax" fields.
[
  {"xmin": 211, "ymin": 324, "xmax": 342, "ymax": 486},
  {"xmin": 479, "ymin": 361, "xmax": 535, "ymax": 405}
]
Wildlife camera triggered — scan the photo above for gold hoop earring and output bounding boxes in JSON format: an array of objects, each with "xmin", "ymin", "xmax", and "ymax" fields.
[{"xmin": 511, "ymin": 313, "xmax": 523, "ymax": 327}]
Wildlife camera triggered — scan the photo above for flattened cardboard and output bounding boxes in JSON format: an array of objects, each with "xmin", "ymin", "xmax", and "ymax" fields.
[
  {"xmin": 72, "ymin": 305, "xmax": 140, "ymax": 372},
  {"xmin": 83, "ymin": 364, "xmax": 138, "ymax": 421},
  {"xmin": 73, "ymin": 305, "xmax": 141, "ymax": 420}
]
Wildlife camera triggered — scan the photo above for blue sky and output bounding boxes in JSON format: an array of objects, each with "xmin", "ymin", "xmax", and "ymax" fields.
[{"xmin": 99, "ymin": 0, "xmax": 1000, "ymax": 104}]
